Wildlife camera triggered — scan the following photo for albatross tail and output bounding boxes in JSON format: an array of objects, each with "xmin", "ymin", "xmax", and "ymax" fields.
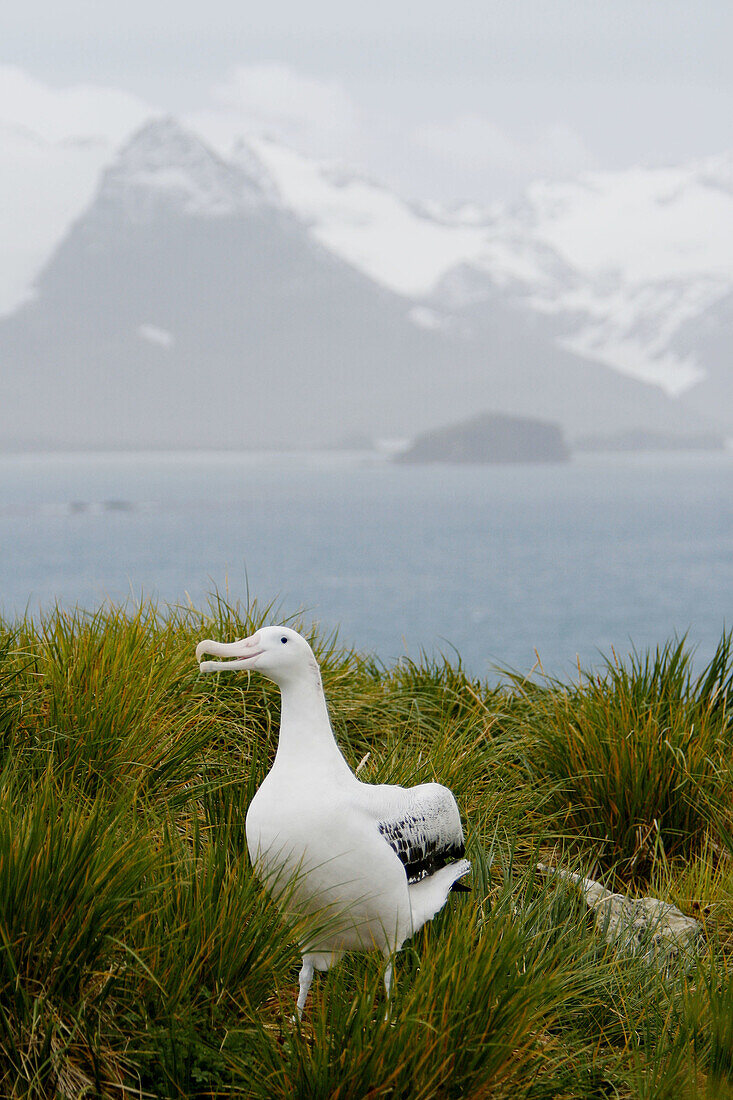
[{"xmin": 409, "ymin": 859, "xmax": 471, "ymax": 934}]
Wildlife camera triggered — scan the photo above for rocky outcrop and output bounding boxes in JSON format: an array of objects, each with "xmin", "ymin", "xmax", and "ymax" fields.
[
  {"xmin": 396, "ymin": 412, "xmax": 570, "ymax": 465},
  {"xmin": 538, "ymin": 864, "xmax": 704, "ymax": 969}
]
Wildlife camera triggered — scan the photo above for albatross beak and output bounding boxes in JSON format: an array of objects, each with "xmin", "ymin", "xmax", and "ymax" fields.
[{"xmin": 196, "ymin": 632, "xmax": 264, "ymax": 673}]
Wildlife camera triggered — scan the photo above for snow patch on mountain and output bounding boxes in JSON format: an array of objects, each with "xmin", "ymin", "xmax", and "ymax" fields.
[
  {"xmin": 137, "ymin": 324, "xmax": 174, "ymax": 348},
  {"xmin": 407, "ymin": 305, "xmax": 451, "ymax": 331},
  {"xmin": 249, "ymin": 137, "xmax": 487, "ymax": 297},
  {"xmin": 530, "ymin": 275, "xmax": 727, "ymax": 395},
  {"xmin": 522, "ymin": 160, "xmax": 733, "ymax": 283}
]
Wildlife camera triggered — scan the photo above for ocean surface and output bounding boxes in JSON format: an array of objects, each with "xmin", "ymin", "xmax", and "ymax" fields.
[{"xmin": 1, "ymin": 449, "xmax": 732, "ymax": 681}]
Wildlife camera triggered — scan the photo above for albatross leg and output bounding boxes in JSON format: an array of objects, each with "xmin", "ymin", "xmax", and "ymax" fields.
[
  {"xmin": 296, "ymin": 956, "xmax": 315, "ymax": 1018},
  {"xmin": 382, "ymin": 946, "xmax": 399, "ymax": 1021},
  {"xmin": 383, "ymin": 959, "xmax": 393, "ymax": 1000}
]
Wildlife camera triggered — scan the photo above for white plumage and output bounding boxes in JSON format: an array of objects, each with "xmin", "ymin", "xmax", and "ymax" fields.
[{"xmin": 196, "ymin": 625, "xmax": 470, "ymax": 1014}]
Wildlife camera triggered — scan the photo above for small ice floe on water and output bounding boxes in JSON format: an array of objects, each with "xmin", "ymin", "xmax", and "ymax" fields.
[
  {"xmin": 137, "ymin": 323, "xmax": 174, "ymax": 348},
  {"xmin": 538, "ymin": 864, "xmax": 704, "ymax": 971}
]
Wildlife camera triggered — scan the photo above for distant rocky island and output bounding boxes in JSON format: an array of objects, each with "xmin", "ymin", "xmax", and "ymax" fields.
[
  {"xmin": 395, "ymin": 412, "xmax": 570, "ymax": 465},
  {"xmin": 575, "ymin": 429, "xmax": 726, "ymax": 454}
]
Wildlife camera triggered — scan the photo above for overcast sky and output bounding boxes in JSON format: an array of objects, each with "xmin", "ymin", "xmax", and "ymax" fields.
[{"xmin": 3, "ymin": 0, "xmax": 732, "ymax": 201}]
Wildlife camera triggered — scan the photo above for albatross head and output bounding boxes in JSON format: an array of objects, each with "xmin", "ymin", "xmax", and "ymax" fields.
[{"xmin": 196, "ymin": 625, "xmax": 319, "ymax": 686}]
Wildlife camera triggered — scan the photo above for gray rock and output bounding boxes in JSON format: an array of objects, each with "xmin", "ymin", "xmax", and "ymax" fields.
[{"xmin": 537, "ymin": 864, "xmax": 704, "ymax": 968}]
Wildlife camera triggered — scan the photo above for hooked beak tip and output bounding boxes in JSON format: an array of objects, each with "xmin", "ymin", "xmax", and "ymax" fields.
[{"xmin": 195, "ymin": 636, "xmax": 264, "ymax": 675}]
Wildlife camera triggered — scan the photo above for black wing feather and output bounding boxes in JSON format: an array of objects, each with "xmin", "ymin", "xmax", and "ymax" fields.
[{"xmin": 377, "ymin": 786, "xmax": 465, "ymax": 883}]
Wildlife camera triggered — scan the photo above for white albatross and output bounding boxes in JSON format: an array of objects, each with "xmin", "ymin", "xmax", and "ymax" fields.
[{"xmin": 196, "ymin": 625, "xmax": 470, "ymax": 1015}]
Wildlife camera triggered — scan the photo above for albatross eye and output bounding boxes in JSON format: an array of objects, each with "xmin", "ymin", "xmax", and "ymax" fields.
[{"xmin": 281, "ymin": 636, "xmax": 288, "ymax": 644}]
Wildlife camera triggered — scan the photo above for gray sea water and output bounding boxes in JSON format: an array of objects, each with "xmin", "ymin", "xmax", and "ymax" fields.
[{"xmin": 1, "ymin": 449, "xmax": 732, "ymax": 680}]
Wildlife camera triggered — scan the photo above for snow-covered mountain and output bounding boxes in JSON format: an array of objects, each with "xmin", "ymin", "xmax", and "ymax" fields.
[
  {"xmin": 249, "ymin": 140, "xmax": 733, "ymax": 413},
  {"xmin": 1, "ymin": 68, "xmax": 731, "ymax": 438},
  {"xmin": 0, "ymin": 119, "xmax": 502, "ymax": 449},
  {"xmin": 98, "ymin": 117, "xmax": 270, "ymax": 222},
  {"xmin": 489, "ymin": 160, "xmax": 733, "ymax": 399},
  {"xmin": 1, "ymin": 118, "xmax": 695, "ymax": 450}
]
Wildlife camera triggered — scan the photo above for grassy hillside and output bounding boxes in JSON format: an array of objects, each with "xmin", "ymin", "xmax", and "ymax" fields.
[{"xmin": 0, "ymin": 596, "xmax": 731, "ymax": 1098}]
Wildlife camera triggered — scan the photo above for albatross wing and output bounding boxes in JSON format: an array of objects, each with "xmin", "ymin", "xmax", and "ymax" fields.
[
  {"xmin": 358, "ymin": 780, "xmax": 470, "ymax": 933},
  {"xmin": 363, "ymin": 781, "xmax": 467, "ymax": 883}
]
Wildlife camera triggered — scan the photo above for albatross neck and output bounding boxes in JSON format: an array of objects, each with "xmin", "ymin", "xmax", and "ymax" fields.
[{"xmin": 273, "ymin": 667, "xmax": 352, "ymax": 776}]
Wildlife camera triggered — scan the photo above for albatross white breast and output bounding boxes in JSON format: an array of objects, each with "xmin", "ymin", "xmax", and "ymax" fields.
[{"xmin": 196, "ymin": 625, "xmax": 470, "ymax": 1015}]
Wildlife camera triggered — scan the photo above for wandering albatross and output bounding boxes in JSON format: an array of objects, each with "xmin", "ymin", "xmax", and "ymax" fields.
[{"xmin": 196, "ymin": 625, "xmax": 470, "ymax": 1015}]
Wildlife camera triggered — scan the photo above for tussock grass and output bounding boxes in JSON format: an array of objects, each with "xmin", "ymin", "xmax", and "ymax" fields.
[
  {"xmin": 509, "ymin": 637, "xmax": 733, "ymax": 880},
  {"xmin": 0, "ymin": 595, "xmax": 730, "ymax": 1097}
]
